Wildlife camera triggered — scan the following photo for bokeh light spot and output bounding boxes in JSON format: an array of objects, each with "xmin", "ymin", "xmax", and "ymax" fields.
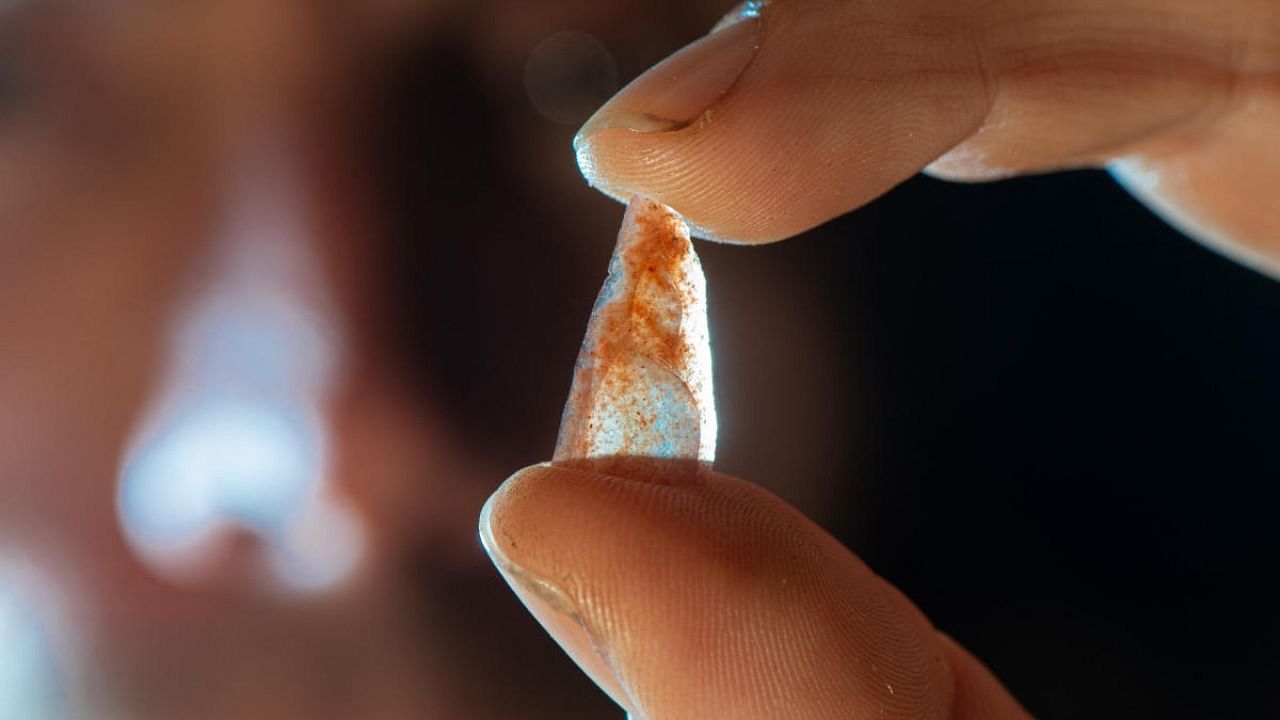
[{"xmin": 524, "ymin": 31, "xmax": 618, "ymax": 125}]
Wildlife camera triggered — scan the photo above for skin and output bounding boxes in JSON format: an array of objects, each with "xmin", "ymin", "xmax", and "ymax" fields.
[
  {"xmin": 0, "ymin": 0, "xmax": 1272, "ymax": 716},
  {"xmin": 576, "ymin": 0, "xmax": 1280, "ymax": 266},
  {"xmin": 0, "ymin": 2, "xmax": 491, "ymax": 717},
  {"xmin": 485, "ymin": 0, "xmax": 1280, "ymax": 717}
]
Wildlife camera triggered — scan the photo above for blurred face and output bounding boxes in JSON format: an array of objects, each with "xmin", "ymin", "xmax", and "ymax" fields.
[
  {"xmin": 0, "ymin": 0, "xmax": 352, "ymax": 518},
  {"xmin": 1, "ymin": 0, "xmax": 384, "ymax": 579},
  {"xmin": 0, "ymin": 0, "xmax": 836, "ymax": 717},
  {"xmin": 0, "ymin": 2, "xmax": 437, "ymax": 715}
]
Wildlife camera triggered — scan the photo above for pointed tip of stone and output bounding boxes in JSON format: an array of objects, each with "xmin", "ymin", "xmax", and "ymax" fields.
[
  {"xmin": 618, "ymin": 196, "xmax": 690, "ymax": 248},
  {"xmin": 553, "ymin": 196, "xmax": 716, "ymax": 480}
]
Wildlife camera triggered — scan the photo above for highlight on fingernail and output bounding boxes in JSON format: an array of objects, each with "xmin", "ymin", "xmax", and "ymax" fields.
[{"xmin": 711, "ymin": 0, "xmax": 768, "ymax": 33}]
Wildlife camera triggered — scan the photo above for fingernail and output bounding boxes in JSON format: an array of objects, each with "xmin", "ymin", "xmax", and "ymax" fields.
[
  {"xmin": 574, "ymin": 6, "xmax": 762, "ymax": 147},
  {"xmin": 478, "ymin": 477, "xmax": 639, "ymax": 713}
]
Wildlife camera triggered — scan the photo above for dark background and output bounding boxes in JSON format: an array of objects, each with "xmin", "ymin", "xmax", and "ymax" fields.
[{"xmin": 807, "ymin": 171, "xmax": 1280, "ymax": 719}]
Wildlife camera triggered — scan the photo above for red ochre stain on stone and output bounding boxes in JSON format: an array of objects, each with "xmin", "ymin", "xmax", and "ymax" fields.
[{"xmin": 553, "ymin": 197, "xmax": 705, "ymax": 483}]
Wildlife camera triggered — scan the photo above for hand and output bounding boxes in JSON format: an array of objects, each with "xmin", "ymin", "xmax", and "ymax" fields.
[
  {"xmin": 483, "ymin": 464, "xmax": 1029, "ymax": 718},
  {"xmin": 574, "ymin": 0, "xmax": 1280, "ymax": 273},
  {"xmin": 482, "ymin": 1, "xmax": 1278, "ymax": 717}
]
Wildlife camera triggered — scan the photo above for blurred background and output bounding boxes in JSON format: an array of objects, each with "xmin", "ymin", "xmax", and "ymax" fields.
[{"xmin": 1, "ymin": 0, "xmax": 1278, "ymax": 718}]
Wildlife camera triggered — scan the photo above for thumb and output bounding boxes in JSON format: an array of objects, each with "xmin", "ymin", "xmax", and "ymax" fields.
[
  {"xmin": 481, "ymin": 463, "xmax": 1029, "ymax": 720},
  {"xmin": 574, "ymin": 0, "xmax": 1280, "ymax": 268}
]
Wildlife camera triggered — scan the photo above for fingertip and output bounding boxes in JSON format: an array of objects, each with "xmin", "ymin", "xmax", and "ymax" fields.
[
  {"xmin": 573, "ymin": 124, "xmax": 794, "ymax": 244},
  {"xmin": 572, "ymin": 1, "xmax": 991, "ymax": 245},
  {"xmin": 569, "ymin": 7, "xmax": 800, "ymax": 244},
  {"xmin": 481, "ymin": 464, "xmax": 972, "ymax": 718},
  {"xmin": 479, "ymin": 463, "xmax": 639, "ymax": 712}
]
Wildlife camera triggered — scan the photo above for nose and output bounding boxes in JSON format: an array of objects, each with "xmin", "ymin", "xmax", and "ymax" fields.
[
  {"xmin": 116, "ymin": 126, "xmax": 370, "ymax": 594},
  {"xmin": 106, "ymin": 0, "xmax": 388, "ymax": 594}
]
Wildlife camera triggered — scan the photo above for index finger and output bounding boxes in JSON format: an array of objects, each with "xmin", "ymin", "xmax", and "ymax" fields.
[{"xmin": 574, "ymin": 0, "xmax": 1280, "ymax": 272}]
